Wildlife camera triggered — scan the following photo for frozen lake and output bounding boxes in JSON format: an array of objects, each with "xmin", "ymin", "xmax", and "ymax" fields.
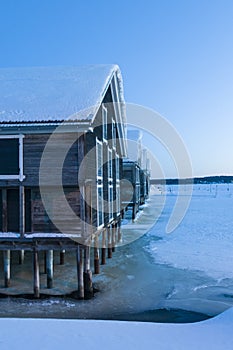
[{"xmin": 0, "ymin": 183, "xmax": 233, "ymax": 322}]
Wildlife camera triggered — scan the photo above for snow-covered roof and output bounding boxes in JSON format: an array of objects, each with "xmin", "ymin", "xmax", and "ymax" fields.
[{"xmin": 0, "ymin": 64, "xmax": 124, "ymax": 124}]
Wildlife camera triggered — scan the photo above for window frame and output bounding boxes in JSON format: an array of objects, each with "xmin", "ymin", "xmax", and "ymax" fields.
[
  {"xmin": 102, "ymin": 104, "xmax": 108, "ymax": 142},
  {"xmin": 96, "ymin": 138, "xmax": 104, "ymax": 228},
  {"xmin": 108, "ymin": 148, "xmax": 114, "ymax": 221},
  {"xmin": 112, "ymin": 119, "xmax": 116, "ymax": 150},
  {"xmin": 0, "ymin": 134, "xmax": 25, "ymax": 182},
  {"xmin": 115, "ymin": 154, "xmax": 120, "ymax": 215}
]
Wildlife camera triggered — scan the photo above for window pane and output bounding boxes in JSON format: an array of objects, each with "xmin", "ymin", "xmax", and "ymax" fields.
[{"xmin": 0, "ymin": 139, "xmax": 19, "ymax": 175}]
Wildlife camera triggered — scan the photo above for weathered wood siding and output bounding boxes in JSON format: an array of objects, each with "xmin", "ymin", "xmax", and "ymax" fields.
[
  {"xmin": 31, "ymin": 187, "xmax": 81, "ymax": 233},
  {"xmin": 24, "ymin": 134, "xmax": 79, "ymax": 187}
]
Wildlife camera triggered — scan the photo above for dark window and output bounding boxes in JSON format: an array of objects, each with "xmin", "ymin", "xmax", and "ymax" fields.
[
  {"xmin": 0, "ymin": 139, "xmax": 19, "ymax": 175},
  {"xmin": 0, "ymin": 190, "xmax": 2, "ymax": 231}
]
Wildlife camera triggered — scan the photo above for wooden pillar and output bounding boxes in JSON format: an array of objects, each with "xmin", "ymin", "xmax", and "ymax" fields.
[
  {"xmin": 101, "ymin": 229, "xmax": 106, "ymax": 265},
  {"xmin": 112, "ymin": 224, "xmax": 116, "ymax": 253},
  {"xmin": 83, "ymin": 245, "xmax": 93, "ymax": 298},
  {"xmin": 60, "ymin": 250, "xmax": 65, "ymax": 265},
  {"xmin": 3, "ymin": 250, "xmax": 10, "ymax": 288},
  {"xmin": 77, "ymin": 246, "xmax": 84, "ymax": 299},
  {"xmin": 94, "ymin": 236, "xmax": 100, "ymax": 274},
  {"xmin": 33, "ymin": 249, "xmax": 40, "ymax": 298},
  {"xmin": 46, "ymin": 250, "xmax": 53, "ymax": 289},
  {"xmin": 43, "ymin": 251, "xmax": 47, "ymax": 274},
  {"xmin": 19, "ymin": 250, "xmax": 25, "ymax": 265},
  {"xmin": 107, "ymin": 226, "xmax": 112, "ymax": 259},
  {"xmin": 19, "ymin": 185, "xmax": 25, "ymax": 239},
  {"xmin": 132, "ymin": 204, "xmax": 136, "ymax": 221},
  {"xmin": 117, "ymin": 221, "xmax": 122, "ymax": 243}
]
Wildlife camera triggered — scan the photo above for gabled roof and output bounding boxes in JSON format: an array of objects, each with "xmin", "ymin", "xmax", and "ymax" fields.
[{"xmin": 0, "ymin": 64, "xmax": 124, "ymax": 124}]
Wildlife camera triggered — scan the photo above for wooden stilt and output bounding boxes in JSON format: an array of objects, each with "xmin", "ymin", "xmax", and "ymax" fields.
[
  {"xmin": 46, "ymin": 250, "xmax": 53, "ymax": 289},
  {"xmin": 117, "ymin": 221, "xmax": 122, "ymax": 243},
  {"xmin": 112, "ymin": 224, "xmax": 116, "ymax": 253},
  {"xmin": 33, "ymin": 250, "xmax": 40, "ymax": 298},
  {"xmin": 43, "ymin": 251, "xmax": 47, "ymax": 274},
  {"xmin": 19, "ymin": 250, "xmax": 25, "ymax": 264},
  {"xmin": 77, "ymin": 246, "xmax": 84, "ymax": 299},
  {"xmin": 94, "ymin": 236, "xmax": 100, "ymax": 274},
  {"xmin": 101, "ymin": 229, "xmax": 106, "ymax": 265},
  {"xmin": 83, "ymin": 245, "xmax": 93, "ymax": 298},
  {"xmin": 3, "ymin": 250, "xmax": 10, "ymax": 288},
  {"xmin": 108, "ymin": 226, "xmax": 112, "ymax": 259},
  {"xmin": 60, "ymin": 250, "xmax": 65, "ymax": 265},
  {"xmin": 132, "ymin": 204, "xmax": 136, "ymax": 221}
]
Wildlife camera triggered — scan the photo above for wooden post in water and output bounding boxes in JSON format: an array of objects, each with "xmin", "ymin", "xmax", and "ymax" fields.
[
  {"xmin": 3, "ymin": 250, "xmax": 10, "ymax": 288},
  {"xmin": 101, "ymin": 229, "xmax": 106, "ymax": 265},
  {"xmin": 132, "ymin": 204, "xmax": 136, "ymax": 221},
  {"xmin": 94, "ymin": 235, "xmax": 100, "ymax": 274},
  {"xmin": 107, "ymin": 226, "xmax": 112, "ymax": 259},
  {"xmin": 60, "ymin": 250, "xmax": 65, "ymax": 265},
  {"xmin": 117, "ymin": 221, "xmax": 122, "ymax": 243},
  {"xmin": 83, "ymin": 245, "xmax": 93, "ymax": 298},
  {"xmin": 33, "ymin": 249, "xmax": 40, "ymax": 298},
  {"xmin": 112, "ymin": 224, "xmax": 116, "ymax": 253},
  {"xmin": 43, "ymin": 251, "xmax": 47, "ymax": 274},
  {"xmin": 77, "ymin": 245, "xmax": 84, "ymax": 299},
  {"xmin": 46, "ymin": 250, "xmax": 53, "ymax": 289},
  {"xmin": 19, "ymin": 250, "xmax": 25, "ymax": 265}
]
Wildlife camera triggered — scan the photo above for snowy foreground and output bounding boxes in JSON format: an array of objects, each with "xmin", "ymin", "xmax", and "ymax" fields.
[{"xmin": 1, "ymin": 307, "xmax": 233, "ymax": 350}]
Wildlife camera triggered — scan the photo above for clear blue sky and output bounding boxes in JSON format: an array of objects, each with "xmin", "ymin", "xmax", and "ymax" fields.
[{"xmin": 0, "ymin": 0, "xmax": 232, "ymax": 177}]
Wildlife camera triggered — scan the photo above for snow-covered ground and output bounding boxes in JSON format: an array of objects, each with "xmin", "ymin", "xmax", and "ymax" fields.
[
  {"xmin": 148, "ymin": 183, "xmax": 233, "ymax": 280},
  {"xmin": 1, "ymin": 183, "xmax": 233, "ymax": 349},
  {"xmin": 1, "ymin": 307, "xmax": 233, "ymax": 350}
]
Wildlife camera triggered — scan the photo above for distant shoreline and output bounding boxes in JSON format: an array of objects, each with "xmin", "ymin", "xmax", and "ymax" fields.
[{"xmin": 151, "ymin": 175, "xmax": 233, "ymax": 185}]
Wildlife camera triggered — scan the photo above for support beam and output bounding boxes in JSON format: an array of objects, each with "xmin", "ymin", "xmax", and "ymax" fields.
[
  {"xmin": 107, "ymin": 226, "xmax": 112, "ymax": 259},
  {"xmin": 33, "ymin": 250, "xmax": 40, "ymax": 298},
  {"xmin": 77, "ymin": 246, "xmax": 84, "ymax": 299},
  {"xmin": 60, "ymin": 250, "xmax": 65, "ymax": 265},
  {"xmin": 101, "ymin": 229, "xmax": 106, "ymax": 265},
  {"xmin": 3, "ymin": 250, "xmax": 10, "ymax": 288},
  {"xmin": 43, "ymin": 251, "xmax": 47, "ymax": 274},
  {"xmin": 132, "ymin": 204, "xmax": 136, "ymax": 221},
  {"xmin": 83, "ymin": 245, "xmax": 93, "ymax": 298},
  {"xmin": 46, "ymin": 250, "xmax": 53, "ymax": 289},
  {"xmin": 112, "ymin": 224, "xmax": 116, "ymax": 253},
  {"xmin": 19, "ymin": 250, "xmax": 25, "ymax": 265},
  {"xmin": 117, "ymin": 221, "xmax": 122, "ymax": 243},
  {"xmin": 94, "ymin": 236, "xmax": 100, "ymax": 274}
]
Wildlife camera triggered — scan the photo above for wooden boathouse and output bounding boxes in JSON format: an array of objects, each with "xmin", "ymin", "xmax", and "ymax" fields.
[
  {"xmin": 0, "ymin": 65, "xmax": 127, "ymax": 298},
  {"xmin": 122, "ymin": 129, "xmax": 150, "ymax": 220},
  {"xmin": 140, "ymin": 148, "xmax": 151, "ymax": 205}
]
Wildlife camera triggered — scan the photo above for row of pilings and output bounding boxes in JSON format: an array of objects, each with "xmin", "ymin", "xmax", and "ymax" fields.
[{"xmin": 1, "ymin": 222, "xmax": 121, "ymax": 299}]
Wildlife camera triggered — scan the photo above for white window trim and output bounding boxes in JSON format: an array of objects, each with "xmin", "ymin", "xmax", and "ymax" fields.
[
  {"xmin": 112, "ymin": 119, "xmax": 116, "ymax": 150},
  {"xmin": 102, "ymin": 104, "xmax": 108, "ymax": 143},
  {"xmin": 0, "ymin": 134, "xmax": 25, "ymax": 182},
  {"xmin": 108, "ymin": 148, "xmax": 114, "ymax": 221},
  {"xmin": 96, "ymin": 138, "xmax": 104, "ymax": 228}
]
